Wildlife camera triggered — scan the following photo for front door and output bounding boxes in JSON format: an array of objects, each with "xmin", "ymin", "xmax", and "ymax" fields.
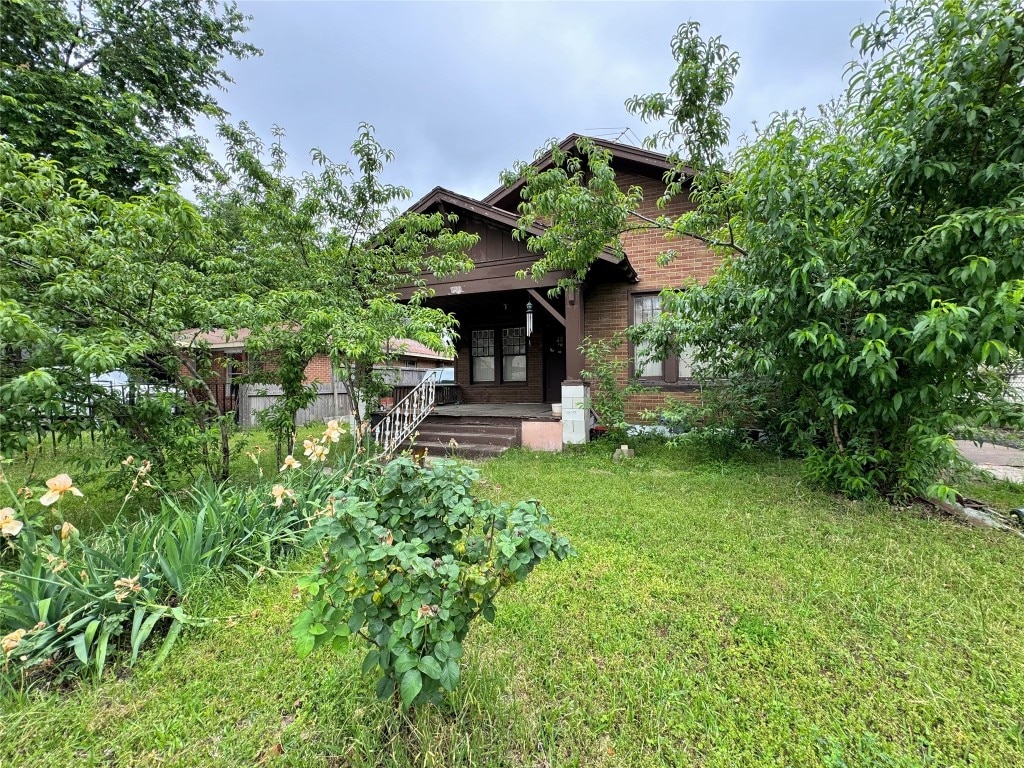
[{"xmin": 542, "ymin": 329, "xmax": 566, "ymax": 403}]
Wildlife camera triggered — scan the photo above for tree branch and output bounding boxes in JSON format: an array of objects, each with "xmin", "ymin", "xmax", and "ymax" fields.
[{"xmin": 626, "ymin": 208, "xmax": 747, "ymax": 257}]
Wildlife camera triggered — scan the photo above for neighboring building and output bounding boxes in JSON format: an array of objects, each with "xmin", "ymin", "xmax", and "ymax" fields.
[
  {"xmin": 400, "ymin": 134, "xmax": 721, "ymax": 448},
  {"xmin": 174, "ymin": 329, "xmax": 451, "ymax": 426}
]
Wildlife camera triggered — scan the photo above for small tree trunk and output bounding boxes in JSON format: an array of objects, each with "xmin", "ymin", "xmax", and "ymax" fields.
[
  {"xmin": 178, "ymin": 350, "xmax": 232, "ymax": 480},
  {"xmin": 287, "ymin": 412, "xmax": 297, "ymax": 456},
  {"xmin": 219, "ymin": 417, "xmax": 231, "ymax": 481}
]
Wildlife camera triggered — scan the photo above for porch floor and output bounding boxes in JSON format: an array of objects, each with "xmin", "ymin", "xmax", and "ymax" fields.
[{"xmin": 432, "ymin": 402, "xmax": 559, "ymax": 421}]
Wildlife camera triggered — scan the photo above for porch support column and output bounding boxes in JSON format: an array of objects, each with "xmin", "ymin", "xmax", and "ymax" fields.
[
  {"xmin": 561, "ymin": 288, "xmax": 590, "ymax": 445},
  {"xmin": 565, "ymin": 288, "xmax": 585, "ymax": 380}
]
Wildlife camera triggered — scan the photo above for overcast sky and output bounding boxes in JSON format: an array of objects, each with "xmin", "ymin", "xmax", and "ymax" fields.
[{"xmin": 205, "ymin": 1, "xmax": 885, "ymax": 201}]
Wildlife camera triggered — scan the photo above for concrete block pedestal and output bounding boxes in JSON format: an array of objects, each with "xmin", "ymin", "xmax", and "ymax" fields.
[
  {"xmin": 612, "ymin": 445, "xmax": 635, "ymax": 461},
  {"xmin": 561, "ymin": 381, "xmax": 590, "ymax": 446},
  {"xmin": 522, "ymin": 420, "xmax": 563, "ymax": 451}
]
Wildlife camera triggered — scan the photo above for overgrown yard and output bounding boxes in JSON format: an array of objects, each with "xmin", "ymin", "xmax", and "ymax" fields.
[
  {"xmin": 1, "ymin": 427, "xmax": 328, "ymax": 534},
  {"xmin": 3, "ymin": 446, "xmax": 1022, "ymax": 767}
]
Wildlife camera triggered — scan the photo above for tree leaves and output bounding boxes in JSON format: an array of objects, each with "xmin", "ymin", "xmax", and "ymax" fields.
[
  {"xmin": 0, "ymin": 142, "xmax": 245, "ymax": 475},
  {"xmin": 201, "ymin": 122, "xmax": 477, "ymax": 432},
  {"xmin": 1, "ymin": 0, "xmax": 259, "ymax": 196},
  {"xmin": 399, "ymin": 669, "xmax": 423, "ymax": 708},
  {"xmin": 505, "ymin": 0, "xmax": 1024, "ymax": 501}
]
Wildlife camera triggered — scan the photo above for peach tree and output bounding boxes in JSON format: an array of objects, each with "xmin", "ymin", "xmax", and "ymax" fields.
[
  {"xmin": 292, "ymin": 457, "xmax": 574, "ymax": 708},
  {"xmin": 200, "ymin": 122, "xmax": 477, "ymax": 453},
  {"xmin": 502, "ymin": 0, "xmax": 1024, "ymax": 501}
]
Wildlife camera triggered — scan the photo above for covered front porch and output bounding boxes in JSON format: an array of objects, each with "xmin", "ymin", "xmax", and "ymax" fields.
[
  {"xmin": 394, "ymin": 186, "xmax": 637, "ymax": 450},
  {"xmin": 427, "ymin": 287, "xmax": 584, "ymax": 406},
  {"xmin": 403, "ymin": 285, "xmax": 595, "ymax": 451}
]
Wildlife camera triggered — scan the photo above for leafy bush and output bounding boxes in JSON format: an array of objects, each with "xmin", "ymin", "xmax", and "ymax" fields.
[
  {"xmin": 651, "ymin": 399, "xmax": 748, "ymax": 459},
  {"xmin": 580, "ymin": 334, "xmax": 647, "ymax": 442},
  {"xmin": 642, "ymin": 376, "xmax": 782, "ymax": 459},
  {"xmin": 0, "ymin": 428, "xmax": 351, "ymax": 679},
  {"xmin": 96, "ymin": 394, "xmax": 234, "ymax": 484},
  {"xmin": 292, "ymin": 457, "xmax": 574, "ymax": 709}
]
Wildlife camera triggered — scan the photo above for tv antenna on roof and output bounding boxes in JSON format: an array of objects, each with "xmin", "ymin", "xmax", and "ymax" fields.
[{"xmin": 581, "ymin": 127, "xmax": 643, "ymax": 147}]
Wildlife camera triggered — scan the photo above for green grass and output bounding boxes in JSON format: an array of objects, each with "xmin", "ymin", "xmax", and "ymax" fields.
[{"xmin": 3, "ymin": 445, "xmax": 1023, "ymax": 767}]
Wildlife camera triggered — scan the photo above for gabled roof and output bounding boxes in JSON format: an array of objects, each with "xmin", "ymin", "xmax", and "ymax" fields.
[
  {"xmin": 482, "ymin": 133, "xmax": 690, "ymax": 210},
  {"xmin": 409, "ymin": 185, "xmax": 636, "ymax": 281},
  {"xmin": 408, "ymin": 186, "xmax": 545, "ymax": 237},
  {"xmin": 174, "ymin": 328, "xmax": 250, "ymax": 351}
]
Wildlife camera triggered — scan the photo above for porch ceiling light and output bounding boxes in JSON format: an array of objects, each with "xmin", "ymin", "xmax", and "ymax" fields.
[{"xmin": 525, "ymin": 300, "xmax": 534, "ymax": 337}]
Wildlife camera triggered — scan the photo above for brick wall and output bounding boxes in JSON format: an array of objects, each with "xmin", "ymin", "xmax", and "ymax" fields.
[
  {"xmin": 583, "ymin": 173, "xmax": 721, "ymax": 420},
  {"xmin": 303, "ymin": 354, "xmax": 332, "ymax": 385}
]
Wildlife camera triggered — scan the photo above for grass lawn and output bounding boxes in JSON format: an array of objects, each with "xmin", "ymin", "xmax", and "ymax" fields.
[{"xmin": 2, "ymin": 445, "xmax": 1023, "ymax": 767}]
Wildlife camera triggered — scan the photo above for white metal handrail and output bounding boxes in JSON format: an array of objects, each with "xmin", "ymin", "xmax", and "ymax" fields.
[{"xmin": 371, "ymin": 368, "xmax": 442, "ymax": 458}]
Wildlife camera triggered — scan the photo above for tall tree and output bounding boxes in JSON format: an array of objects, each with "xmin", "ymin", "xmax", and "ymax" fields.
[
  {"xmin": 202, "ymin": 123, "xmax": 477, "ymax": 458},
  {"xmin": 0, "ymin": 140, "xmax": 245, "ymax": 479},
  {"xmin": 502, "ymin": 0, "xmax": 1024, "ymax": 501},
  {"xmin": 0, "ymin": 0, "xmax": 258, "ymax": 196}
]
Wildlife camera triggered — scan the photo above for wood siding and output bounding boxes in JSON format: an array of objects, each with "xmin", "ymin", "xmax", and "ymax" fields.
[
  {"xmin": 404, "ymin": 212, "xmax": 574, "ymax": 298},
  {"xmin": 463, "ymin": 219, "xmax": 534, "ymax": 264}
]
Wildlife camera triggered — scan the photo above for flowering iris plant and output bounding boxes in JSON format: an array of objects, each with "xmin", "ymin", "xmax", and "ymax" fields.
[{"xmin": 39, "ymin": 474, "xmax": 83, "ymax": 507}]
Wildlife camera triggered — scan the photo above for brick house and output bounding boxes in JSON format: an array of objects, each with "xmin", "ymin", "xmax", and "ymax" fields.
[
  {"xmin": 398, "ymin": 134, "xmax": 721, "ymax": 451},
  {"xmin": 179, "ymin": 135, "xmax": 720, "ymax": 451}
]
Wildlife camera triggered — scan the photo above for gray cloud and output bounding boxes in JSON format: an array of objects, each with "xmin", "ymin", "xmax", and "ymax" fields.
[{"xmin": 204, "ymin": 1, "xmax": 883, "ymax": 201}]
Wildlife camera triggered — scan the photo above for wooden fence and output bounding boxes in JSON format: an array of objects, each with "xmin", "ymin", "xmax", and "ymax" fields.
[
  {"xmin": 236, "ymin": 367, "xmax": 443, "ymax": 427},
  {"xmin": 236, "ymin": 382, "xmax": 353, "ymax": 428}
]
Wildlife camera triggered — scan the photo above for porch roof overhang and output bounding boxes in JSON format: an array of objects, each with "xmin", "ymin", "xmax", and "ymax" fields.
[{"xmin": 399, "ymin": 186, "xmax": 637, "ymax": 300}]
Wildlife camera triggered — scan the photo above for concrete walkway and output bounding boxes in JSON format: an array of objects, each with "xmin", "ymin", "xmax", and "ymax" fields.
[{"xmin": 956, "ymin": 440, "xmax": 1024, "ymax": 483}]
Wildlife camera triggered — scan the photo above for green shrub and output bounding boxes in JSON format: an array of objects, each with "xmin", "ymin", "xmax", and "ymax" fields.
[
  {"xmin": 580, "ymin": 334, "xmax": 647, "ymax": 442},
  {"xmin": 647, "ymin": 385, "xmax": 764, "ymax": 459},
  {"xmin": 292, "ymin": 457, "xmax": 574, "ymax": 709}
]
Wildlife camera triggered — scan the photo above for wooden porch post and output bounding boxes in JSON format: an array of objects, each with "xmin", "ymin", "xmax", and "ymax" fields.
[{"xmin": 565, "ymin": 288, "xmax": 585, "ymax": 380}]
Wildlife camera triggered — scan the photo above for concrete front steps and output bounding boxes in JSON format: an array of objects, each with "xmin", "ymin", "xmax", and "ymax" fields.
[{"xmin": 399, "ymin": 414, "xmax": 521, "ymax": 459}]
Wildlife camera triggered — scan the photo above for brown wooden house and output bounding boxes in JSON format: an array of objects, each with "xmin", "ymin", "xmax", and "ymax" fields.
[{"xmin": 398, "ymin": 134, "xmax": 721, "ymax": 454}]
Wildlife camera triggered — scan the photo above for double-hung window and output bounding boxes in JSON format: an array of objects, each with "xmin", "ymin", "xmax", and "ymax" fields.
[
  {"xmin": 631, "ymin": 293, "xmax": 696, "ymax": 385},
  {"xmin": 471, "ymin": 327, "xmax": 527, "ymax": 384},
  {"xmin": 632, "ymin": 294, "xmax": 663, "ymax": 378},
  {"xmin": 471, "ymin": 329, "xmax": 496, "ymax": 383},
  {"xmin": 501, "ymin": 327, "xmax": 527, "ymax": 382}
]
